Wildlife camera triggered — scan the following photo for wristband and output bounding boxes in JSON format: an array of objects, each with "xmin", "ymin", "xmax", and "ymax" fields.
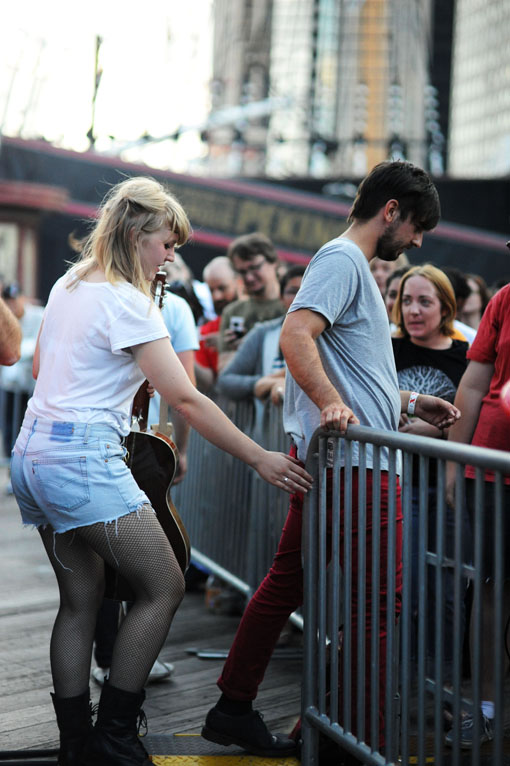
[{"xmin": 407, "ymin": 391, "xmax": 419, "ymax": 416}]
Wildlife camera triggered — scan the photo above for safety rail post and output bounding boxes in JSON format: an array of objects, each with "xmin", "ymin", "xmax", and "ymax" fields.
[
  {"xmin": 301, "ymin": 435, "xmax": 320, "ymax": 766},
  {"xmin": 493, "ymin": 472, "xmax": 505, "ymax": 759},
  {"xmin": 384, "ymin": 446, "xmax": 398, "ymax": 763},
  {"xmin": 399, "ymin": 449, "xmax": 413, "ymax": 766},
  {"xmin": 370, "ymin": 445, "xmax": 382, "ymax": 752},
  {"xmin": 328, "ymin": 436, "xmax": 342, "ymax": 730}
]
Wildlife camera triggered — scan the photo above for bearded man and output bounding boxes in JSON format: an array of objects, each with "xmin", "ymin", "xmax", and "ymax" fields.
[{"xmin": 203, "ymin": 161, "xmax": 458, "ymax": 760}]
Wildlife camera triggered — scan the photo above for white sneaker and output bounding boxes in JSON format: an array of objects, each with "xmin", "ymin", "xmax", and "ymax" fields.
[
  {"xmin": 92, "ymin": 666, "xmax": 109, "ymax": 685},
  {"xmin": 92, "ymin": 659, "xmax": 174, "ymax": 686},
  {"xmin": 148, "ymin": 659, "xmax": 174, "ymax": 682}
]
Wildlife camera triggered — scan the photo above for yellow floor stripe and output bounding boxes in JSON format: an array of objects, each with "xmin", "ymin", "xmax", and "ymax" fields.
[{"xmin": 152, "ymin": 757, "xmax": 300, "ymax": 766}]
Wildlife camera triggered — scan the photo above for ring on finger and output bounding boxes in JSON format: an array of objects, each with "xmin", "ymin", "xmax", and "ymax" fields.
[{"xmin": 283, "ymin": 476, "xmax": 289, "ymax": 483}]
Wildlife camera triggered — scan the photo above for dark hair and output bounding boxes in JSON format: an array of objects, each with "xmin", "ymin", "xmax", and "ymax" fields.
[
  {"xmin": 466, "ymin": 273, "xmax": 491, "ymax": 315},
  {"xmin": 491, "ymin": 275, "xmax": 510, "ymax": 293},
  {"xmin": 441, "ymin": 267, "xmax": 470, "ymax": 303},
  {"xmin": 166, "ymin": 280, "xmax": 203, "ymax": 324},
  {"xmin": 348, "ymin": 161, "xmax": 440, "ymax": 231},
  {"xmin": 280, "ymin": 264, "xmax": 306, "ymax": 295},
  {"xmin": 1, "ymin": 282, "xmax": 21, "ymax": 300},
  {"xmin": 227, "ymin": 232, "xmax": 278, "ymax": 264},
  {"xmin": 384, "ymin": 266, "xmax": 410, "ymax": 293}
]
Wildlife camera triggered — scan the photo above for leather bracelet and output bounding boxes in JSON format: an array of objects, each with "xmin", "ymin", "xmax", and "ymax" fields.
[{"xmin": 407, "ymin": 391, "xmax": 419, "ymax": 415}]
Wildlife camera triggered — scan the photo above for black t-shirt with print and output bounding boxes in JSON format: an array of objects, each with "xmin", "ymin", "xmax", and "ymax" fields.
[
  {"xmin": 392, "ymin": 336, "xmax": 469, "ymax": 404},
  {"xmin": 392, "ymin": 336, "xmax": 468, "ymax": 486}
]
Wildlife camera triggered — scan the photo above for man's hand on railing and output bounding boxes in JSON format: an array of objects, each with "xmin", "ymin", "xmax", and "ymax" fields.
[
  {"xmin": 411, "ymin": 393, "xmax": 461, "ymax": 430},
  {"xmin": 320, "ymin": 400, "xmax": 360, "ymax": 434}
]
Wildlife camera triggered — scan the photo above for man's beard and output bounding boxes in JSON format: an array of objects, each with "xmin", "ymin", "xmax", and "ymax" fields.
[
  {"xmin": 375, "ymin": 221, "xmax": 405, "ymax": 262},
  {"xmin": 214, "ymin": 300, "xmax": 228, "ymax": 314}
]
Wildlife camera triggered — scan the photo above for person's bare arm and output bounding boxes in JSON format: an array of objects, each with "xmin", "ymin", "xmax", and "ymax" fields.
[
  {"xmin": 280, "ymin": 309, "xmax": 359, "ymax": 433},
  {"xmin": 0, "ymin": 297, "xmax": 21, "ymax": 366},
  {"xmin": 399, "ymin": 391, "xmax": 461, "ymax": 430},
  {"xmin": 171, "ymin": 349, "xmax": 196, "ymax": 484},
  {"xmin": 132, "ymin": 337, "xmax": 313, "ymax": 495},
  {"xmin": 446, "ymin": 360, "xmax": 494, "ymax": 504},
  {"xmin": 447, "ymin": 361, "xmax": 493, "ymax": 445}
]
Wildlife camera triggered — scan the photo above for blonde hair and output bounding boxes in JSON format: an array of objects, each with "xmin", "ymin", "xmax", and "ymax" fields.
[
  {"xmin": 67, "ymin": 176, "xmax": 191, "ymax": 296},
  {"xmin": 393, "ymin": 264, "xmax": 457, "ymax": 337}
]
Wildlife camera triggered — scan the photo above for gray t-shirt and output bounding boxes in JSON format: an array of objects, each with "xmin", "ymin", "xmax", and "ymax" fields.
[{"xmin": 283, "ymin": 237, "xmax": 401, "ymax": 467}]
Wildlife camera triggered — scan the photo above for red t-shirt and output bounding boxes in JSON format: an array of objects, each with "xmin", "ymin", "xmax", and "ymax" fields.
[
  {"xmin": 195, "ymin": 316, "xmax": 221, "ymax": 375},
  {"xmin": 465, "ymin": 284, "xmax": 510, "ymax": 480}
]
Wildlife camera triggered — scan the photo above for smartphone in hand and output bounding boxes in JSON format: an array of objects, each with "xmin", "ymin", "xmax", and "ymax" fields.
[{"xmin": 229, "ymin": 316, "xmax": 246, "ymax": 339}]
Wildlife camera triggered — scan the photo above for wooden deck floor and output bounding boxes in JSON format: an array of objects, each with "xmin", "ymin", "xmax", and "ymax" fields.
[{"xmin": 0, "ymin": 467, "xmax": 302, "ymax": 753}]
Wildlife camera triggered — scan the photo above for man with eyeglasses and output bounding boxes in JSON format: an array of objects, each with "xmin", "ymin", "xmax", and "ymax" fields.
[{"xmin": 218, "ymin": 232, "xmax": 285, "ymax": 373}]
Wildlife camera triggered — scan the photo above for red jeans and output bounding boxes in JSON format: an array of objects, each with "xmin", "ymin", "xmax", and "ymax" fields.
[{"xmin": 218, "ymin": 457, "xmax": 403, "ymax": 747}]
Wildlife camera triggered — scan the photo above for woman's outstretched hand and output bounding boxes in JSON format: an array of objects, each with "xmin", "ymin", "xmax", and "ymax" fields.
[{"xmin": 253, "ymin": 451, "xmax": 313, "ymax": 494}]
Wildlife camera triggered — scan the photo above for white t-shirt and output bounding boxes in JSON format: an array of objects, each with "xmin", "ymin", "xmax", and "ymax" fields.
[
  {"xmin": 283, "ymin": 237, "xmax": 401, "ymax": 466},
  {"xmin": 27, "ymin": 276, "xmax": 169, "ymax": 435}
]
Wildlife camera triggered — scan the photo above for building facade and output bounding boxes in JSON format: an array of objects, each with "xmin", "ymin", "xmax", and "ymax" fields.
[
  {"xmin": 448, "ymin": 0, "xmax": 510, "ymax": 177},
  {"xmin": 208, "ymin": 0, "xmax": 440, "ymax": 178}
]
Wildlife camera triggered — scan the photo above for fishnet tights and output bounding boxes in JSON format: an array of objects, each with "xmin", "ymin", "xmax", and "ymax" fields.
[{"xmin": 39, "ymin": 505, "xmax": 185, "ymax": 697}]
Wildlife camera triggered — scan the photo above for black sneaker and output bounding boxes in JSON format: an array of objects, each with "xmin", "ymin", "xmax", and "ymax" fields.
[
  {"xmin": 201, "ymin": 706, "xmax": 297, "ymax": 757},
  {"xmin": 445, "ymin": 711, "xmax": 494, "ymax": 749}
]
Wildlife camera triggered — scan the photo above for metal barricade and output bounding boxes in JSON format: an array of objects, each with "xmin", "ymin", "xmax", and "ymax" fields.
[
  {"xmin": 0, "ymin": 387, "xmax": 28, "ymax": 466},
  {"xmin": 301, "ymin": 424, "xmax": 510, "ymax": 766},
  {"xmin": 172, "ymin": 394, "xmax": 292, "ymax": 599}
]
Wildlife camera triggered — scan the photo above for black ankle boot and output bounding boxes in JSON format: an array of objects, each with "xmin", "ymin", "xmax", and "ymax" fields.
[
  {"xmin": 51, "ymin": 688, "xmax": 93, "ymax": 766},
  {"xmin": 81, "ymin": 681, "xmax": 151, "ymax": 766}
]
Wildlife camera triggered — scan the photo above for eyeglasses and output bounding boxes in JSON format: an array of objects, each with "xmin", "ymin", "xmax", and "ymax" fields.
[{"xmin": 234, "ymin": 259, "xmax": 267, "ymax": 278}]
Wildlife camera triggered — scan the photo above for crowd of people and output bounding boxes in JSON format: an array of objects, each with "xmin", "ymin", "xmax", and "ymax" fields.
[{"xmin": 0, "ymin": 160, "xmax": 509, "ymax": 765}]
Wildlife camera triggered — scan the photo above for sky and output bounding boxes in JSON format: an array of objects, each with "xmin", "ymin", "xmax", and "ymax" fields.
[{"xmin": 0, "ymin": 0, "xmax": 214, "ymax": 172}]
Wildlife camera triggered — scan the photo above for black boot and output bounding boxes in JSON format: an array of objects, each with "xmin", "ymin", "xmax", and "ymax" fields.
[
  {"xmin": 81, "ymin": 681, "xmax": 151, "ymax": 766},
  {"xmin": 51, "ymin": 688, "xmax": 93, "ymax": 766},
  {"xmin": 202, "ymin": 705, "xmax": 297, "ymax": 757}
]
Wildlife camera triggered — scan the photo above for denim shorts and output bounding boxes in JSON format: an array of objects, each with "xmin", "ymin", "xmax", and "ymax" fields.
[{"xmin": 11, "ymin": 416, "xmax": 150, "ymax": 533}]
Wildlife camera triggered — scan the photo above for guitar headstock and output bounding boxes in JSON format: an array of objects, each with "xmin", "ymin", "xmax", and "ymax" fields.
[{"xmin": 154, "ymin": 271, "xmax": 167, "ymax": 309}]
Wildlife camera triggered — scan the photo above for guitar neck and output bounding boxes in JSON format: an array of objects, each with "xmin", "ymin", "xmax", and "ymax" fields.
[
  {"xmin": 131, "ymin": 380, "xmax": 150, "ymax": 432},
  {"xmin": 131, "ymin": 271, "xmax": 167, "ymax": 434}
]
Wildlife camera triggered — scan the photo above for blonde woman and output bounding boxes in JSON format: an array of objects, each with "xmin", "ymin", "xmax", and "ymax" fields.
[
  {"xmin": 11, "ymin": 177, "xmax": 312, "ymax": 766},
  {"xmin": 392, "ymin": 264, "xmax": 468, "ymax": 701}
]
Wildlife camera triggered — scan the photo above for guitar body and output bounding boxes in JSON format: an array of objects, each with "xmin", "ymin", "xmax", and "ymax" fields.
[{"xmin": 104, "ymin": 428, "xmax": 191, "ymax": 601}]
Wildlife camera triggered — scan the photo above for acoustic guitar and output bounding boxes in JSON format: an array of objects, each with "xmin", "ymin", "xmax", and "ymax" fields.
[{"xmin": 104, "ymin": 272, "xmax": 191, "ymax": 601}]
